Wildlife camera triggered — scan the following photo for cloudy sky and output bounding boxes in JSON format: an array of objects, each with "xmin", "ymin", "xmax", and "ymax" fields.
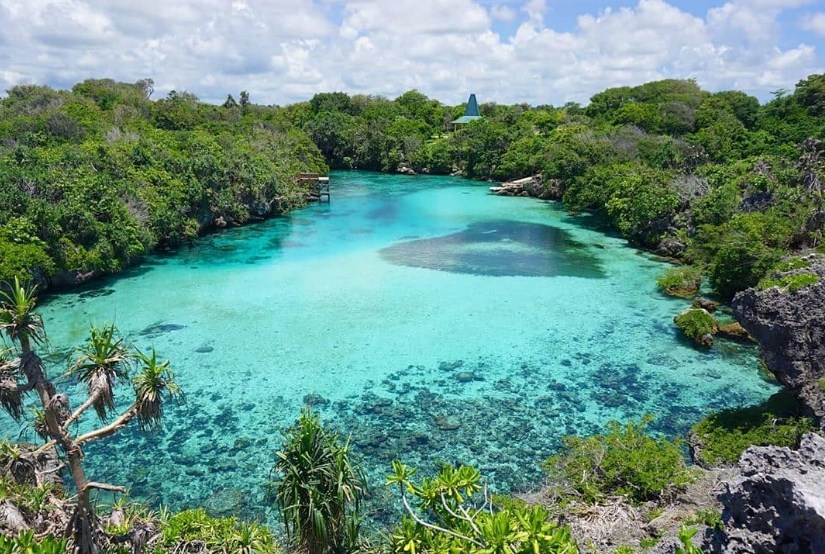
[{"xmin": 0, "ymin": 0, "xmax": 823, "ymax": 107}]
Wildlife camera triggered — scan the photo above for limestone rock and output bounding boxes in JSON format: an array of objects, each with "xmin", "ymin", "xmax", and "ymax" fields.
[
  {"xmin": 732, "ymin": 256, "xmax": 825, "ymax": 428},
  {"xmin": 716, "ymin": 322, "xmax": 752, "ymax": 342},
  {"xmin": 489, "ymin": 175, "xmax": 557, "ymax": 200},
  {"xmin": 656, "ymin": 237, "xmax": 687, "ymax": 258},
  {"xmin": 713, "ymin": 433, "xmax": 825, "ymax": 553},
  {"xmin": 692, "ymin": 297, "xmax": 719, "ymax": 313}
]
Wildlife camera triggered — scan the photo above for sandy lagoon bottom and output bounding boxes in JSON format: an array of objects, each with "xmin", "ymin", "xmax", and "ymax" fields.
[{"xmin": 7, "ymin": 171, "xmax": 774, "ymax": 522}]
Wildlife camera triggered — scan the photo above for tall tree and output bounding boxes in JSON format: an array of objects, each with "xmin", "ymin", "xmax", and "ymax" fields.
[{"xmin": 0, "ymin": 278, "xmax": 179, "ymax": 554}]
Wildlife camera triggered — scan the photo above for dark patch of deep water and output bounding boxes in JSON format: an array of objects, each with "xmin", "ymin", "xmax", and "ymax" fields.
[{"xmin": 380, "ymin": 220, "xmax": 605, "ymax": 278}]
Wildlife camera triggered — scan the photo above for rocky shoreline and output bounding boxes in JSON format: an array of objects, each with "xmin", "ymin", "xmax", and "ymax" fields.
[
  {"xmin": 492, "ymin": 177, "xmax": 825, "ymax": 552},
  {"xmin": 733, "ymin": 256, "xmax": 825, "ymax": 430}
]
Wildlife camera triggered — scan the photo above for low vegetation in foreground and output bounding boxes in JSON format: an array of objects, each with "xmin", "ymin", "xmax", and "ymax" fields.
[{"xmin": 690, "ymin": 390, "xmax": 815, "ymax": 467}]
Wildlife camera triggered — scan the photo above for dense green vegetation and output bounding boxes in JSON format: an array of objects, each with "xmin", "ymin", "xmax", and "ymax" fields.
[
  {"xmin": 690, "ymin": 390, "xmax": 815, "ymax": 467},
  {"xmin": 386, "ymin": 461, "xmax": 579, "ymax": 553},
  {"xmin": 656, "ymin": 266, "xmax": 702, "ymax": 297},
  {"xmin": 542, "ymin": 416, "xmax": 694, "ymax": 505},
  {"xmin": 0, "ymin": 79, "xmax": 327, "ymax": 285},
  {"xmin": 3, "ymin": 74, "xmax": 823, "ymax": 298}
]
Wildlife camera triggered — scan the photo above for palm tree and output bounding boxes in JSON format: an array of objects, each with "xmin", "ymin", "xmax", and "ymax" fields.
[
  {"xmin": 67, "ymin": 325, "xmax": 129, "ymax": 422},
  {"xmin": 0, "ymin": 278, "xmax": 180, "ymax": 554},
  {"xmin": 273, "ymin": 408, "xmax": 365, "ymax": 554},
  {"xmin": 133, "ymin": 349, "xmax": 181, "ymax": 431},
  {"xmin": 0, "ymin": 277, "xmax": 45, "ymax": 354}
]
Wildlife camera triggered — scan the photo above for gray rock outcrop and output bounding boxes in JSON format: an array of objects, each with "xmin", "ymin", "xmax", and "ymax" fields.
[
  {"xmin": 713, "ymin": 433, "xmax": 825, "ymax": 553},
  {"xmin": 732, "ymin": 256, "xmax": 825, "ymax": 428},
  {"xmin": 489, "ymin": 175, "xmax": 558, "ymax": 199}
]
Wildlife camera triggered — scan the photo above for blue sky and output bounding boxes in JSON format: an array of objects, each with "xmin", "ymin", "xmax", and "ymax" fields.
[{"xmin": 0, "ymin": 0, "xmax": 823, "ymax": 106}]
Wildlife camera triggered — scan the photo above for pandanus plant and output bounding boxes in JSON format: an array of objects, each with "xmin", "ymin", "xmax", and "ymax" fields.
[{"xmin": 0, "ymin": 277, "xmax": 180, "ymax": 554}]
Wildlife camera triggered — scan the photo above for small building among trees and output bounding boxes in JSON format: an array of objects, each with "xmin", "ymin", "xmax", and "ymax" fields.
[{"xmin": 452, "ymin": 93, "xmax": 481, "ymax": 129}]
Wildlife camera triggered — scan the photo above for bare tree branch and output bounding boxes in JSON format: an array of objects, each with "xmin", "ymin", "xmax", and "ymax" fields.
[
  {"xmin": 399, "ymin": 490, "xmax": 483, "ymax": 547},
  {"xmin": 75, "ymin": 406, "xmax": 137, "ymax": 445}
]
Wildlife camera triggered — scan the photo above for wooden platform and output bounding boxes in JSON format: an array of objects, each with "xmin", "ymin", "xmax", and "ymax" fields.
[{"xmin": 297, "ymin": 173, "xmax": 330, "ymax": 202}]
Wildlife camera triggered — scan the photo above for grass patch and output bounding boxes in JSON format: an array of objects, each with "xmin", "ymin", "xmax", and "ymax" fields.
[
  {"xmin": 543, "ymin": 416, "xmax": 694, "ymax": 505},
  {"xmin": 656, "ymin": 266, "xmax": 702, "ymax": 297},
  {"xmin": 673, "ymin": 309, "xmax": 717, "ymax": 344},
  {"xmin": 691, "ymin": 390, "xmax": 815, "ymax": 467},
  {"xmin": 757, "ymin": 271, "xmax": 819, "ymax": 293}
]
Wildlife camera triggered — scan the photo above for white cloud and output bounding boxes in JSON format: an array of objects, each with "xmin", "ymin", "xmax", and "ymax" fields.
[
  {"xmin": 801, "ymin": 12, "xmax": 825, "ymax": 36},
  {"xmin": 490, "ymin": 5, "xmax": 517, "ymax": 22},
  {"xmin": 0, "ymin": 0, "xmax": 821, "ymax": 106}
]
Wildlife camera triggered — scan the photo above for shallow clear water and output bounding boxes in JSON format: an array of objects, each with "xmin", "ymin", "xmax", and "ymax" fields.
[{"xmin": 4, "ymin": 171, "xmax": 774, "ymax": 522}]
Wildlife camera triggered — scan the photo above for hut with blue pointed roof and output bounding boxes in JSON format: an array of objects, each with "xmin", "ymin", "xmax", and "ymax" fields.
[{"xmin": 451, "ymin": 93, "xmax": 481, "ymax": 128}]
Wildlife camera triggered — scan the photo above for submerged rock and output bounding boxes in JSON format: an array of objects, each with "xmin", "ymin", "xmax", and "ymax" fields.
[
  {"xmin": 713, "ymin": 433, "xmax": 825, "ymax": 553},
  {"xmin": 732, "ymin": 256, "xmax": 825, "ymax": 428},
  {"xmin": 438, "ymin": 360, "xmax": 464, "ymax": 372},
  {"xmin": 139, "ymin": 322, "xmax": 186, "ymax": 337},
  {"xmin": 716, "ymin": 322, "xmax": 752, "ymax": 342},
  {"xmin": 433, "ymin": 415, "xmax": 461, "ymax": 431},
  {"xmin": 454, "ymin": 371, "xmax": 476, "ymax": 383},
  {"xmin": 692, "ymin": 297, "xmax": 719, "ymax": 313}
]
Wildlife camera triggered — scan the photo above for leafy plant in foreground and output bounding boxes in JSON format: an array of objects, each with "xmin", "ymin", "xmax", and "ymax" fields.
[
  {"xmin": 0, "ymin": 277, "xmax": 180, "ymax": 554},
  {"xmin": 0, "ymin": 531, "xmax": 69, "ymax": 554},
  {"xmin": 156, "ymin": 508, "xmax": 280, "ymax": 554},
  {"xmin": 690, "ymin": 390, "xmax": 814, "ymax": 467},
  {"xmin": 272, "ymin": 408, "xmax": 365, "ymax": 554},
  {"xmin": 386, "ymin": 460, "xmax": 579, "ymax": 553},
  {"xmin": 543, "ymin": 416, "xmax": 694, "ymax": 505}
]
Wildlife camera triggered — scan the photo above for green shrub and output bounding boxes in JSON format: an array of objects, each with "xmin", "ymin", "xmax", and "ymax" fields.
[
  {"xmin": 657, "ymin": 266, "xmax": 702, "ymax": 297},
  {"xmin": 690, "ymin": 390, "xmax": 815, "ymax": 467},
  {"xmin": 674, "ymin": 525, "xmax": 703, "ymax": 554},
  {"xmin": 686, "ymin": 508, "xmax": 723, "ymax": 531},
  {"xmin": 158, "ymin": 508, "xmax": 279, "ymax": 554},
  {"xmin": 0, "ymin": 531, "xmax": 68, "ymax": 554},
  {"xmin": 272, "ymin": 408, "xmax": 365, "ymax": 554},
  {"xmin": 757, "ymin": 270, "xmax": 819, "ymax": 292},
  {"xmin": 543, "ymin": 416, "xmax": 694, "ymax": 505},
  {"xmin": 673, "ymin": 309, "xmax": 717, "ymax": 344},
  {"xmin": 386, "ymin": 461, "xmax": 579, "ymax": 553}
]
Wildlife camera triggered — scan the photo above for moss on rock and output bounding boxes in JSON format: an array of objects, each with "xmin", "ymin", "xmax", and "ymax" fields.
[
  {"xmin": 657, "ymin": 266, "xmax": 703, "ymax": 298},
  {"xmin": 674, "ymin": 308, "xmax": 718, "ymax": 346}
]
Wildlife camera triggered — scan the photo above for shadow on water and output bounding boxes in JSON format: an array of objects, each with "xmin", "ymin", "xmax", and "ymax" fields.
[{"xmin": 380, "ymin": 219, "xmax": 606, "ymax": 278}]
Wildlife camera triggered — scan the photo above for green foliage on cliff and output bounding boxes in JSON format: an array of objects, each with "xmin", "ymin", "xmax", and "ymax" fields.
[
  {"xmin": 0, "ymin": 79, "xmax": 327, "ymax": 286},
  {"xmin": 5, "ymin": 74, "xmax": 824, "ymax": 296},
  {"xmin": 691, "ymin": 390, "xmax": 815, "ymax": 467},
  {"xmin": 757, "ymin": 258, "xmax": 820, "ymax": 292},
  {"xmin": 757, "ymin": 271, "xmax": 819, "ymax": 293},
  {"xmin": 542, "ymin": 416, "xmax": 694, "ymax": 505},
  {"xmin": 290, "ymin": 74, "xmax": 824, "ymax": 298}
]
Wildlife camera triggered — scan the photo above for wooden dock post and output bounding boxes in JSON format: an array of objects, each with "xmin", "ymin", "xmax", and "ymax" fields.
[{"xmin": 296, "ymin": 173, "xmax": 330, "ymax": 202}]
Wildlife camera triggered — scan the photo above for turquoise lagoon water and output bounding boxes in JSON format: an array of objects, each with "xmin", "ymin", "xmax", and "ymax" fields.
[{"xmin": 6, "ymin": 171, "xmax": 774, "ymax": 521}]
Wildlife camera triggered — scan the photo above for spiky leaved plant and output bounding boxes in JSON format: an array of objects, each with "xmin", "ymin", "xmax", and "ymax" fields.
[
  {"xmin": 273, "ymin": 408, "xmax": 365, "ymax": 554},
  {"xmin": 0, "ymin": 277, "xmax": 180, "ymax": 554}
]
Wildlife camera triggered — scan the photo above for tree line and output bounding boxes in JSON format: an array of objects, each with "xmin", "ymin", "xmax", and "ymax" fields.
[{"xmin": 2, "ymin": 75, "xmax": 823, "ymax": 298}]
